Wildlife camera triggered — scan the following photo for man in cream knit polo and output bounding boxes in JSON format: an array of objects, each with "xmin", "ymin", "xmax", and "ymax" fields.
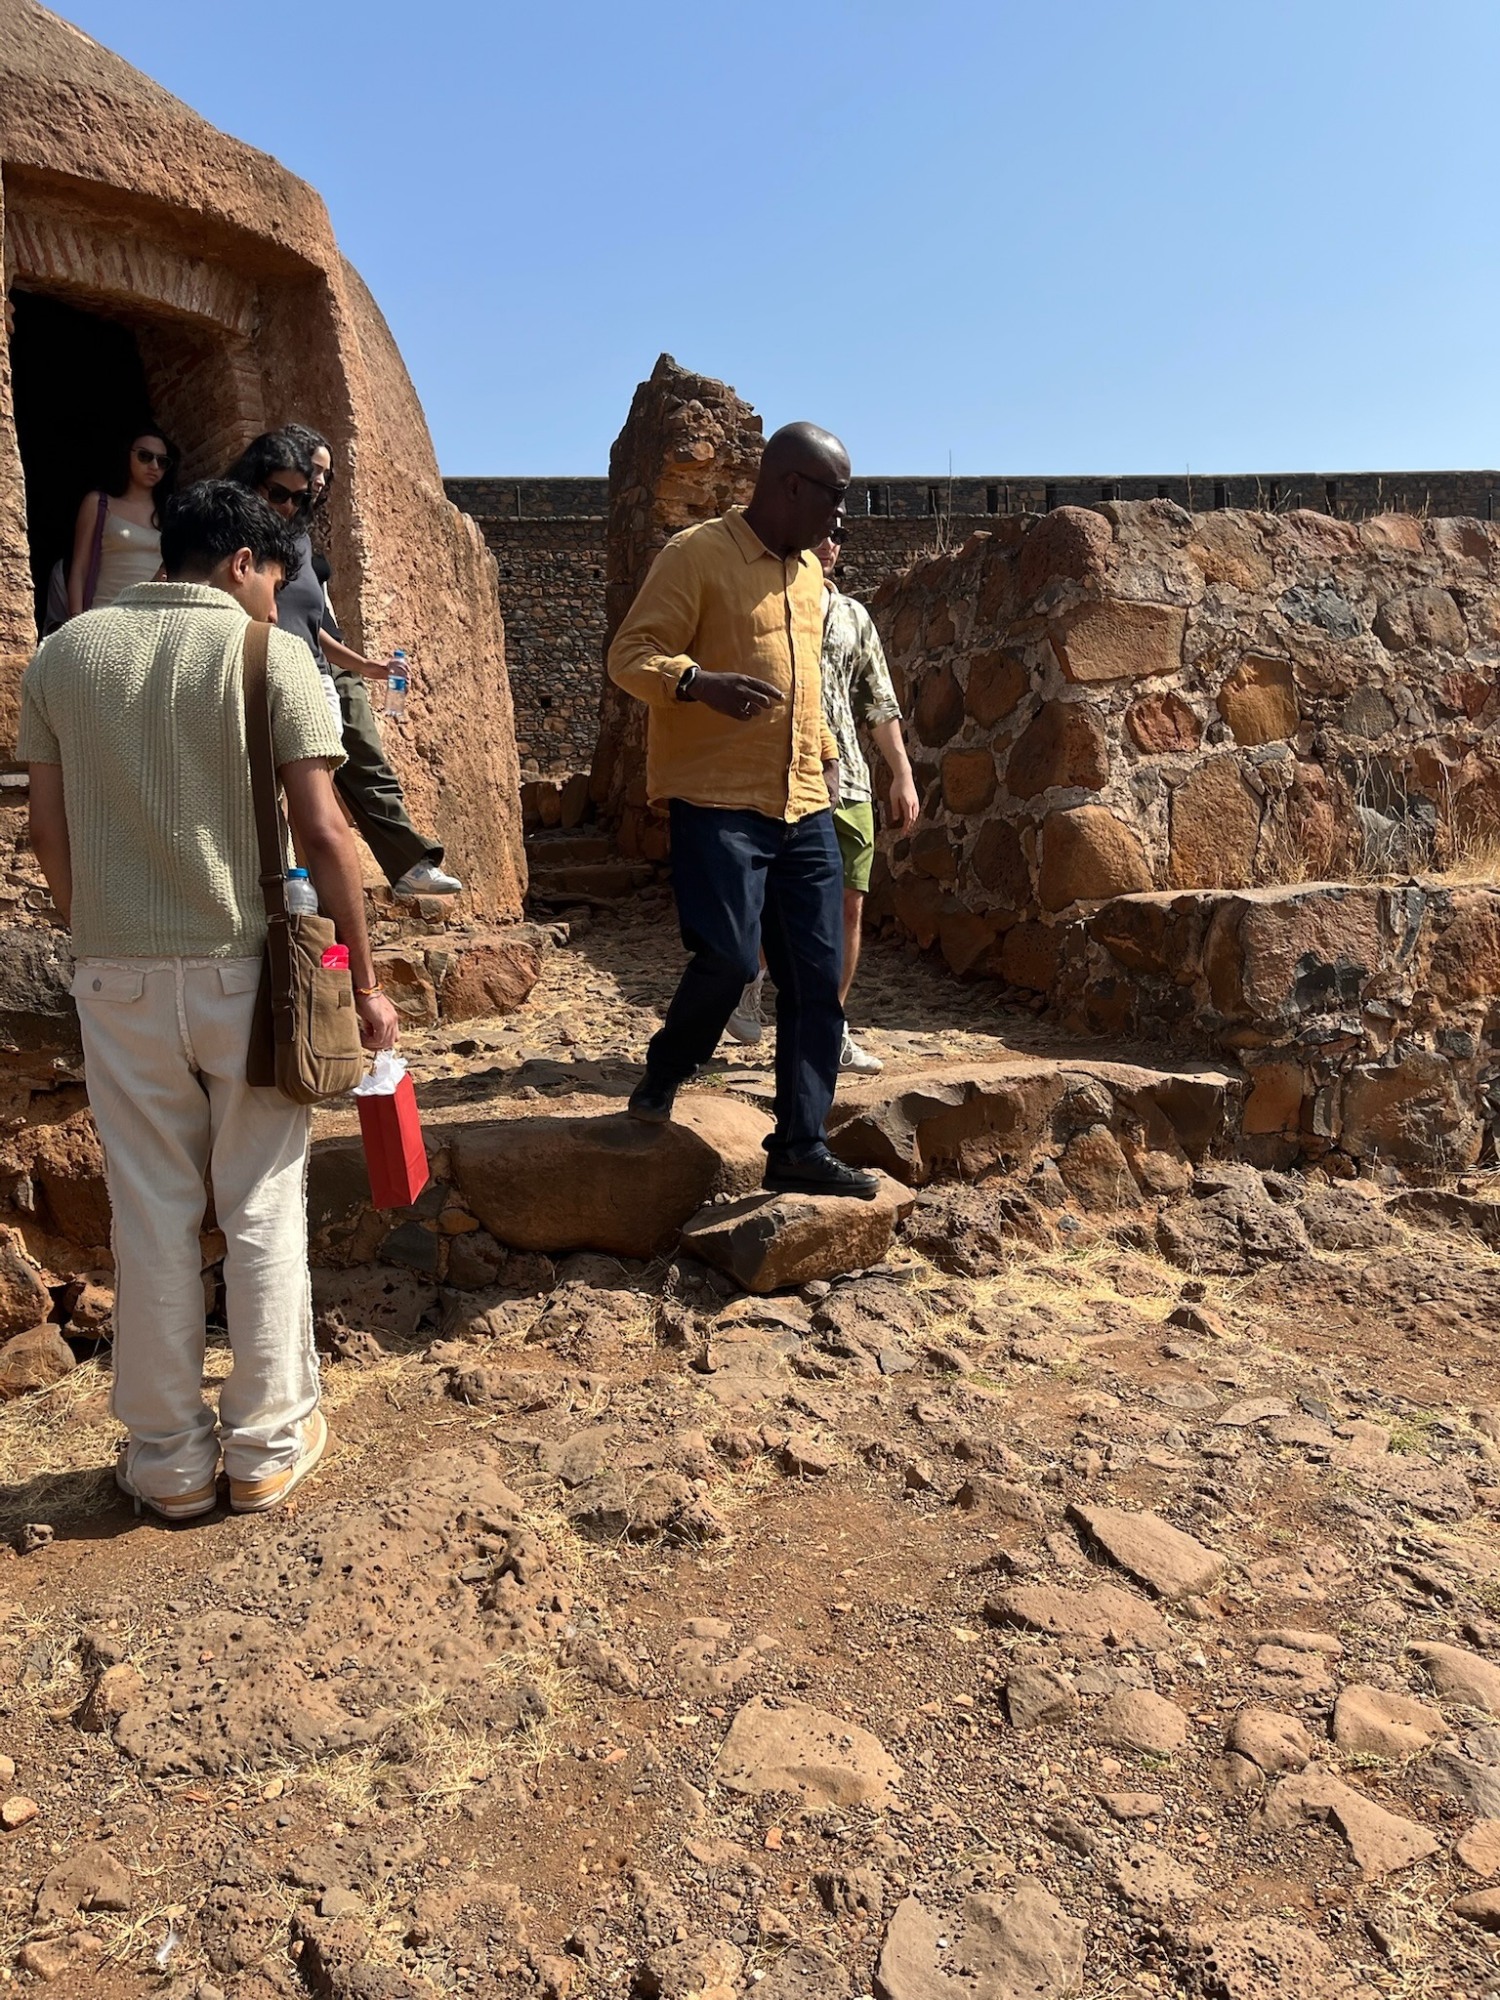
[{"xmin": 19, "ymin": 481, "xmax": 398, "ymax": 1523}]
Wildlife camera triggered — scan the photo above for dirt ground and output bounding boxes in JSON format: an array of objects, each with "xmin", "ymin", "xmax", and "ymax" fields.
[{"xmin": 0, "ymin": 902, "xmax": 1497, "ymax": 1999}]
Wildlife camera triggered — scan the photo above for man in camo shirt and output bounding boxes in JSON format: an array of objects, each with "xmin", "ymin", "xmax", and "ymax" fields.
[{"xmin": 729, "ymin": 526, "xmax": 919, "ymax": 1071}]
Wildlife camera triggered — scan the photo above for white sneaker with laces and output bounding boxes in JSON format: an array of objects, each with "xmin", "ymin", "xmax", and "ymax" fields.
[
  {"xmin": 393, "ymin": 861, "xmax": 462, "ymax": 898},
  {"xmin": 726, "ymin": 974, "xmax": 766, "ymax": 1046},
  {"xmin": 840, "ymin": 1027, "xmax": 883, "ymax": 1074}
]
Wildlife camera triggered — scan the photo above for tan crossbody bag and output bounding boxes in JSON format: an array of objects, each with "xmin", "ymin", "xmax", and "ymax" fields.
[{"xmin": 242, "ymin": 621, "xmax": 366, "ymax": 1102}]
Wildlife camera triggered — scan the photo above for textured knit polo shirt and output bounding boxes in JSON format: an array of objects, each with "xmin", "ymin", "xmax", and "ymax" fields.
[
  {"xmin": 607, "ymin": 507, "xmax": 839, "ymax": 821},
  {"xmin": 18, "ymin": 580, "xmax": 344, "ymax": 960}
]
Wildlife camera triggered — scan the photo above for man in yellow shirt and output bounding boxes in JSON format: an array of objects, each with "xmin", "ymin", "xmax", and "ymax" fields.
[{"xmin": 607, "ymin": 423, "xmax": 878, "ymax": 1198}]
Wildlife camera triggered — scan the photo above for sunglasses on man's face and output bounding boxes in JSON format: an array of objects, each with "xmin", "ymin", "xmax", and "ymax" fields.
[
  {"xmin": 266, "ymin": 483, "xmax": 309, "ymax": 510},
  {"xmin": 135, "ymin": 448, "xmax": 171, "ymax": 469},
  {"xmin": 793, "ymin": 470, "xmax": 849, "ymax": 507}
]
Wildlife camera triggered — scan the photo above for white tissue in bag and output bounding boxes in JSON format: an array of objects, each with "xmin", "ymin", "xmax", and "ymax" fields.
[{"xmin": 354, "ymin": 1051, "xmax": 408, "ymax": 1097}]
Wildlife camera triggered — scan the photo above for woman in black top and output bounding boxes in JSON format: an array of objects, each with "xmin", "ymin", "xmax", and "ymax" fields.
[{"xmin": 224, "ymin": 432, "xmax": 457, "ymax": 899}]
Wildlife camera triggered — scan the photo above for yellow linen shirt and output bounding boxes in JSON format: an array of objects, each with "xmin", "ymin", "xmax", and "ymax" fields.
[{"xmin": 606, "ymin": 506, "xmax": 838, "ymax": 822}]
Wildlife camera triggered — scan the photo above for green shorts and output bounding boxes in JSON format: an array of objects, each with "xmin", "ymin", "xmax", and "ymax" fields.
[{"xmin": 833, "ymin": 801, "xmax": 876, "ymax": 894}]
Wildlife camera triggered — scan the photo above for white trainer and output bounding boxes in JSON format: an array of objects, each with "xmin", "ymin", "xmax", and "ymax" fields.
[
  {"xmin": 840, "ymin": 1027, "xmax": 883, "ymax": 1074},
  {"xmin": 726, "ymin": 974, "xmax": 766, "ymax": 1046},
  {"xmin": 393, "ymin": 861, "xmax": 462, "ymax": 897}
]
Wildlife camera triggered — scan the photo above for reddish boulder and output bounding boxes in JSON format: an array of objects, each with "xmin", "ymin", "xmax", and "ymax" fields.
[
  {"xmin": 1126, "ymin": 691, "xmax": 1201, "ymax": 755},
  {"xmin": 1006, "ymin": 701, "xmax": 1109, "ymax": 799},
  {"xmin": 1038, "ymin": 808, "xmax": 1153, "ymax": 910}
]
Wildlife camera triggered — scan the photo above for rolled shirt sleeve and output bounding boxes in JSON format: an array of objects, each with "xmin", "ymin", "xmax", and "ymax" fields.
[
  {"xmin": 849, "ymin": 606, "xmax": 902, "ymax": 731},
  {"xmin": 607, "ymin": 536, "xmax": 701, "ymax": 707}
]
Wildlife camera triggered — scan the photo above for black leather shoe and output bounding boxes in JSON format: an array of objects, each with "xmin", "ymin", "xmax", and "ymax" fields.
[
  {"xmin": 627, "ymin": 1074, "xmax": 679, "ymax": 1124},
  {"xmin": 764, "ymin": 1145, "xmax": 880, "ymax": 1200}
]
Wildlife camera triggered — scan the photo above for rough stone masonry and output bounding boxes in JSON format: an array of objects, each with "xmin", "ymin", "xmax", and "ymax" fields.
[{"xmin": 862, "ymin": 499, "xmax": 1500, "ymax": 1172}]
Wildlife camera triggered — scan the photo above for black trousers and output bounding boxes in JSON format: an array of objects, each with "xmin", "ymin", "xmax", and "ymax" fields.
[
  {"xmin": 648, "ymin": 800, "xmax": 844, "ymax": 1159},
  {"xmin": 331, "ymin": 667, "xmax": 442, "ymax": 886}
]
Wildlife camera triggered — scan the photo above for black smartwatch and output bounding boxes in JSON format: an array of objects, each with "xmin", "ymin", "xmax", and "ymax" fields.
[{"xmin": 675, "ymin": 665, "xmax": 699, "ymax": 702}]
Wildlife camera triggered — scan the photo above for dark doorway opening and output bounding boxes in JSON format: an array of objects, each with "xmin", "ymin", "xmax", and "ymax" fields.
[{"xmin": 10, "ymin": 290, "xmax": 154, "ymax": 624}]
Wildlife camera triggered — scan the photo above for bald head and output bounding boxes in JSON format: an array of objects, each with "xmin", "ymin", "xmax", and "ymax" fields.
[
  {"xmin": 759, "ymin": 422, "xmax": 850, "ymax": 482},
  {"xmin": 746, "ymin": 422, "xmax": 851, "ymax": 556}
]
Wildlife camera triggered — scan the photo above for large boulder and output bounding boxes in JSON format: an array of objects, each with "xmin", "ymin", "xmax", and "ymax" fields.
[{"xmin": 450, "ymin": 1093, "xmax": 771, "ymax": 1256}]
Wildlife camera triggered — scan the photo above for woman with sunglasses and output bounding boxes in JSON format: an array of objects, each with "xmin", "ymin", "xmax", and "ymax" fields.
[
  {"xmin": 225, "ymin": 430, "xmax": 458, "ymax": 900},
  {"xmin": 223, "ymin": 431, "xmax": 342, "ymax": 735},
  {"xmin": 66, "ymin": 425, "xmax": 177, "ymax": 615}
]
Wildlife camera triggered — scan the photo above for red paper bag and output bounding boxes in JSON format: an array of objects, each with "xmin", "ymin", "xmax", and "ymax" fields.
[{"xmin": 354, "ymin": 1055, "xmax": 430, "ymax": 1208}]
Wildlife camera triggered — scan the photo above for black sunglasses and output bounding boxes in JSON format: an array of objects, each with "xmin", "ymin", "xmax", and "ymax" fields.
[
  {"xmin": 829, "ymin": 527, "xmax": 848, "ymax": 545},
  {"xmin": 134, "ymin": 448, "xmax": 171, "ymax": 469},
  {"xmin": 793, "ymin": 470, "xmax": 849, "ymax": 506},
  {"xmin": 265, "ymin": 482, "xmax": 310, "ymax": 510}
]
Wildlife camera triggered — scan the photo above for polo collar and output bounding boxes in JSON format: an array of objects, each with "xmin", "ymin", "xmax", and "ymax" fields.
[
  {"xmin": 723, "ymin": 504, "xmax": 812, "ymax": 569},
  {"xmin": 112, "ymin": 581, "xmax": 247, "ymax": 615}
]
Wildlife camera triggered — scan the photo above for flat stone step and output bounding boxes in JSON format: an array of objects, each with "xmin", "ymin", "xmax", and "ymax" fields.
[
  {"xmin": 528, "ymin": 859, "xmax": 655, "ymax": 901},
  {"xmin": 525, "ymin": 830, "xmax": 613, "ymax": 867},
  {"xmin": 823, "ymin": 1054, "xmax": 1239, "ymax": 1190}
]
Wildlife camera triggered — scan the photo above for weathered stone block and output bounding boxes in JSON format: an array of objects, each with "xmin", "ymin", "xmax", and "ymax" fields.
[
  {"xmin": 827, "ymin": 1064, "xmax": 1066, "ymax": 1185},
  {"xmin": 969, "ymin": 818, "xmax": 1030, "ymax": 907},
  {"xmin": 1374, "ymin": 586, "xmax": 1468, "ymax": 652},
  {"xmin": 1017, "ymin": 504, "xmax": 1112, "ymax": 600},
  {"xmin": 964, "ymin": 650, "xmax": 1027, "ymax": 727},
  {"xmin": 1186, "ymin": 512, "xmax": 1275, "ymax": 590},
  {"xmin": 0, "ymin": 1228, "xmax": 51, "ymax": 1341},
  {"xmin": 0, "ymin": 1322, "xmax": 74, "ymax": 1398},
  {"xmin": 450, "ymin": 1096, "xmax": 772, "ymax": 1256},
  {"xmin": 998, "ymin": 921, "xmax": 1062, "ymax": 993},
  {"xmin": 1168, "ymin": 759, "xmax": 1261, "ymax": 889},
  {"xmin": 435, "ymin": 936, "xmax": 542, "ymax": 1022},
  {"xmin": 941, "ymin": 748, "xmax": 998, "ymax": 817},
  {"xmin": 1126, "ymin": 690, "xmax": 1201, "ymax": 755},
  {"xmin": 1217, "ymin": 659, "xmax": 1299, "ymax": 745},
  {"xmin": 910, "ymin": 826, "xmax": 960, "ymax": 883},
  {"xmin": 1048, "ymin": 600, "xmax": 1186, "ymax": 684},
  {"xmin": 1038, "ymin": 807, "xmax": 1153, "ymax": 910},
  {"xmin": 1006, "ymin": 701, "xmax": 1108, "ymax": 799},
  {"xmin": 1341, "ymin": 1051, "xmax": 1481, "ymax": 1171},
  {"xmin": 913, "ymin": 662, "xmax": 964, "ymax": 745},
  {"xmin": 680, "ymin": 1175, "xmax": 913, "ymax": 1293}
]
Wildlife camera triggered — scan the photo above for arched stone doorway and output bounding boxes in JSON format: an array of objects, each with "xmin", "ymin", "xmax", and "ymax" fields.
[{"xmin": 9, "ymin": 290, "xmax": 152, "ymax": 622}]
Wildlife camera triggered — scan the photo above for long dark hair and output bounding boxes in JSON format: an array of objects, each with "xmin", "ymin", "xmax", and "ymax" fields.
[
  {"xmin": 223, "ymin": 429, "xmax": 313, "ymax": 494},
  {"xmin": 281, "ymin": 422, "xmax": 334, "ymax": 514},
  {"xmin": 110, "ymin": 423, "xmax": 178, "ymax": 528}
]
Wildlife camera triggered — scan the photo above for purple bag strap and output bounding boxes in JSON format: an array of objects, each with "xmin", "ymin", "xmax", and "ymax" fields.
[{"xmin": 81, "ymin": 491, "xmax": 108, "ymax": 610}]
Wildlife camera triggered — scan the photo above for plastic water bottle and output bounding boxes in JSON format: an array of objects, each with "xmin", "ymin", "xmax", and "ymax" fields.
[
  {"xmin": 285, "ymin": 867, "xmax": 319, "ymax": 915},
  {"xmin": 385, "ymin": 649, "xmax": 408, "ymax": 719}
]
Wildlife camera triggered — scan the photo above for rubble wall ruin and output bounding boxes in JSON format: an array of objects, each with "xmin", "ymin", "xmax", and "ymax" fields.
[
  {"xmin": 587, "ymin": 354, "xmax": 764, "ymax": 857},
  {"xmin": 866, "ymin": 500, "xmax": 1500, "ymax": 1171}
]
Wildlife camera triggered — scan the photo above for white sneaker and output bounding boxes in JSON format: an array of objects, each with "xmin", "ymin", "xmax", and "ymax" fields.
[
  {"xmin": 393, "ymin": 861, "xmax": 462, "ymax": 897},
  {"xmin": 840, "ymin": 1027, "xmax": 883, "ymax": 1074},
  {"xmin": 229, "ymin": 1410, "xmax": 329, "ymax": 1515},
  {"xmin": 726, "ymin": 975, "xmax": 766, "ymax": 1046}
]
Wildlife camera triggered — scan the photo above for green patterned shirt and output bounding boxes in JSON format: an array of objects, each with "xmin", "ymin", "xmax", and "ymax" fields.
[{"xmin": 820, "ymin": 588, "xmax": 901, "ymax": 805}]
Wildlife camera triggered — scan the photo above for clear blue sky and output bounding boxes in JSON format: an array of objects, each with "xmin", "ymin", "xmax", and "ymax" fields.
[{"xmin": 57, "ymin": 0, "xmax": 1500, "ymax": 477}]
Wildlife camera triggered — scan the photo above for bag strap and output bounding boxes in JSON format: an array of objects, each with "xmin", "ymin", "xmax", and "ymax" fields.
[
  {"xmin": 81, "ymin": 491, "xmax": 108, "ymax": 611},
  {"xmin": 241, "ymin": 621, "xmax": 289, "ymax": 920}
]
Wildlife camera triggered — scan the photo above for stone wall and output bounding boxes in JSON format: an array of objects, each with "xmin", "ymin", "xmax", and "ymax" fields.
[
  {"xmin": 446, "ymin": 462, "xmax": 1500, "ymax": 798},
  {"xmin": 587, "ymin": 354, "xmax": 763, "ymax": 856},
  {"xmin": 0, "ymin": 1, "xmax": 524, "ymax": 918},
  {"xmin": 458, "ymin": 514, "xmax": 605, "ymax": 778},
  {"xmin": 860, "ymin": 498, "xmax": 1500, "ymax": 1171}
]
